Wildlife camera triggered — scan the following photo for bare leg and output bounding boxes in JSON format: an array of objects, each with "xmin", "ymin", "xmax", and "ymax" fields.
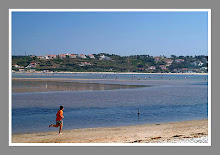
[
  {"xmin": 49, "ymin": 124, "xmax": 58, "ymax": 128},
  {"xmin": 59, "ymin": 125, "xmax": 63, "ymax": 134}
]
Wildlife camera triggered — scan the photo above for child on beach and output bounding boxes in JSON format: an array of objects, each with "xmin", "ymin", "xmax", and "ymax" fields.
[{"xmin": 49, "ymin": 106, "xmax": 64, "ymax": 134}]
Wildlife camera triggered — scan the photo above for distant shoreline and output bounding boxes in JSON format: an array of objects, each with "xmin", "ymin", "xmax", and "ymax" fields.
[
  {"xmin": 13, "ymin": 71, "xmax": 208, "ymax": 76},
  {"xmin": 12, "ymin": 119, "xmax": 208, "ymax": 143}
]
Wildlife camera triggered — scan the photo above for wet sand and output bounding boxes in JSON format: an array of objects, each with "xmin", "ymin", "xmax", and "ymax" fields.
[
  {"xmin": 12, "ymin": 119, "xmax": 208, "ymax": 143},
  {"xmin": 12, "ymin": 78, "xmax": 147, "ymax": 93}
]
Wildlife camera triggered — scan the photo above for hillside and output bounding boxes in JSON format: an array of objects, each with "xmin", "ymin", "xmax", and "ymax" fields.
[{"xmin": 12, "ymin": 54, "xmax": 208, "ymax": 73}]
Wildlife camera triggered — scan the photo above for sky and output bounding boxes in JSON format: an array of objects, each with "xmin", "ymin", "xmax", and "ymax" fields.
[{"xmin": 12, "ymin": 11, "xmax": 208, "ymax": 57}]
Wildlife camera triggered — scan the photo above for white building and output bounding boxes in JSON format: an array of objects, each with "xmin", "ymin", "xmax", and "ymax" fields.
[{"xmin": 99, "ymin": 55, "xmax": 112, "ymax": 60}]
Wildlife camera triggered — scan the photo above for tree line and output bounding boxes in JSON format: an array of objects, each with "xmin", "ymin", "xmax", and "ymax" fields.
[{"xmin": 12, "ymin": 54, "xmax": 208, "ymax": 73}]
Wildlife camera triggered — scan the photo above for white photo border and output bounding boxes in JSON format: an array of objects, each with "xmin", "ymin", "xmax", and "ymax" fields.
[{"xmin": 9, "ymin": 9, "xmax": 211, "ymax": 146}]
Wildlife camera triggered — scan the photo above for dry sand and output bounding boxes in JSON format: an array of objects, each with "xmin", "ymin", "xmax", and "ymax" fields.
[{"xmin": 12, "ymin": 119, "xmax": 208, "ymax": 143}]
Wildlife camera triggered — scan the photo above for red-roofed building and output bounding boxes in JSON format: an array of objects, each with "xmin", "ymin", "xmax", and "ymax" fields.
[
  {"xmin": 138, "ymin": 68, "xmax": 145, "ymax": 71},
  {"xmin": 165, "ymin": 59, "xmax": 173, "ymax": 66},
  {"xmin": 26, "ymin": 62, "xmax": 37, "ymax": 68},
  {"xmin": 175, "ymin": 59, "xmax": 185, "ymax": 63},
  {"xmin": 12, "ymin": 64, "xmax": 19, "ymax": 68},
  {"xmin": 37, "ymin": 56, "xmax": 44, "ymax": 59},
  {"xmin": 88, "ymin": 54, "xmax": 95, "ymax": 59},
  {"xmin": 69, "ymin": 54, "xmax": 77, "ymax": 58},
  {"xmin": 154, "ymin": 57, "xmax": 161, "ymax": 62},
  {"xmin": 45, "ymin": 54, "xmax": 57, "ymax": 59},
  {"xmin": 181, "ymin": 68, "xmax": 188, "ymax": 71},
  {"xmin": 78, "ymin": 54, "xmax": 87, "ymax": 59},
  {"xmin": 49, "ymin": 55, "xmax": 57, "ymax": 59},
  {"xmin": 59, "ymin": 54, "xmax": 66, "ymax": 59},
  {"xmin": 159, "ymin": 65, "xmax": 167, "ymax": 70}
]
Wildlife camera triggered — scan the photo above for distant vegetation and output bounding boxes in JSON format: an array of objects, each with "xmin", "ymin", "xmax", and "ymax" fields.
[{"xmin": 12, "ymin": 53, "xmax": 208, "ymax": 73}]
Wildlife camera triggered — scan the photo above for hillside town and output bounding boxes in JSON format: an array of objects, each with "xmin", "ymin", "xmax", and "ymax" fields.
[{"xmin": 12, "ymin": 53, "xmax": 208, "ymax": 73}]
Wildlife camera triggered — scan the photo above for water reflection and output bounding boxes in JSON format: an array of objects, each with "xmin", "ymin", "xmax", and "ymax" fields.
[{"xmin": 12, "ymin": 79, "xmax": 147, "ymax": 93}]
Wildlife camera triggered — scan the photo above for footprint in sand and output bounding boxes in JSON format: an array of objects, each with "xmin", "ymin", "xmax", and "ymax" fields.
[
  {"xmin": 173, "ymin": 135, "xmax": 183, "ymax": 138},
  {"xmin": 150, "ymin": 137, "xmax": 162, "ymax": 140}
]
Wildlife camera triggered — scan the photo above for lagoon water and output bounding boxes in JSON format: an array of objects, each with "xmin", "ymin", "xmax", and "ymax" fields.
[{"xmin": 12, "ymin": 73, "xmax": 208, "ymax": 134}]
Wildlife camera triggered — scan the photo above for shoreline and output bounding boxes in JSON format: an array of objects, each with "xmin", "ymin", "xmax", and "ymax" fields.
[
  {"xmin": 12, "ymin": 119, "xmax": 208, "ymax": 143},
  {"xmin": 12, "ymin": 71, "xmax": 208, "ymax": 76}
]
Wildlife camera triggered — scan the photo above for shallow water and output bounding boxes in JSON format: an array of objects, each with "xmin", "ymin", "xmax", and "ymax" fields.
[
  {"xmin": 12, "ymin": 79, "xmax": 147, "ymax": 93},
  {"xmin": 12, "ymin": 72, "xmax": 208, "ymax": 81},
  {"xmin": 12, "ymin": 73, "xmax": 208, "ymax": 134}
]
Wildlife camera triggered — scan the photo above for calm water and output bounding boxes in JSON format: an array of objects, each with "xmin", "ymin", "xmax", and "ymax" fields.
[{"xmin": 12, "ymin": 73, "xmax": 208, "ymax": 134}]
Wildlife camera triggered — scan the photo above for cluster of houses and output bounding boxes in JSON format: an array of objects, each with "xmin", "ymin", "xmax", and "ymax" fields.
[
  {"xmin": 139, "ymin": 56, "xmax": 176, "ymax": 71},
  {"xmin": 35, "ymin": 53, "xmax": 98, "ymax": 60},
  {"xmin": 12, "ymin": 54, "xmax": 208, "ymax": 73},
  {"xmin": 12, "ymin": 53, "xmax": 113, "ymax": 71},
  {"xmin": 12, "ymin": 62, "xmax": 39, "ymax": 72},
  {"xmin": 138, "ymin": 56, "xmax": 208, "ymax": 73},
  {"xmin": 34, "ymin": 53, "xmax": 113, "ymax": 61},
  {"xmin": 36, "ymin": 53, "xmax": 112, "ymax": 67},
  {"xmin": 33, "ymin": 53, "xmax": 112, "ymax": 66}
]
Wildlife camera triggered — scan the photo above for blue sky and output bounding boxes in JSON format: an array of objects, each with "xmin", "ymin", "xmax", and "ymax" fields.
[{"xmin": 12, "ymin": 11, "xmax": 208, "ymax": 57}]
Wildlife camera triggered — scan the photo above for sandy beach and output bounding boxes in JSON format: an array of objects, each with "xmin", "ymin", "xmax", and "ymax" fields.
[{"xmin": 12, "ymin": 119, "xmax": 208, "ymax": 143}]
